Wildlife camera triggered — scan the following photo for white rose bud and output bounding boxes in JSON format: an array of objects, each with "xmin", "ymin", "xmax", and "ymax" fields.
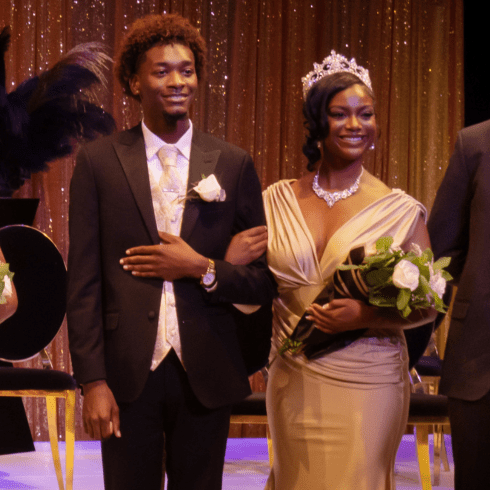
[
  {"xmin": 429, "ymin": 270, "xmax": 446, "ymax": 298},
  {"xmin": 392, "ymin": 260, "xmax": 420, "ymax": 291},
  {"xmin": 193, "ymin": 174, "xmax": 226, "ymax": 202},
  {"xmin": 2, "ymin": 275, "xmax": 12, "ymax": 298},
  {"xmin": 410, "ymin": 243, "xmax": 423, "ymax": 256}
]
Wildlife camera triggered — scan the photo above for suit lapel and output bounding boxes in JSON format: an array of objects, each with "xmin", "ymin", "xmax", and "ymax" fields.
[
  {"xmin": 181, "ymin": 130, "xmax": 221, "ymax": 241},
  {"xmin": 113, "ymin": 125, "xmax": 160, "ymax": 244}
]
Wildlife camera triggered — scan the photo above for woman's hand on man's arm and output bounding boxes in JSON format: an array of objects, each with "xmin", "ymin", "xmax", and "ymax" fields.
[{"xmin": 224, "ymin": 226, "xmax": 268, "ymax": 265}]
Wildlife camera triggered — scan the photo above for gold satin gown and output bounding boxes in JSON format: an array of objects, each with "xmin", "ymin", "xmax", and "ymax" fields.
[{"xmin": 263, "ymin": 181, "xmax": 427, "ymax": 490}]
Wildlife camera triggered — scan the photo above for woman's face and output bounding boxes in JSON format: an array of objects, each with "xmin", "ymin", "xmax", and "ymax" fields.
[{"xmin": 322, "ymin": 84, "xmax": 376, "ymax": 167}]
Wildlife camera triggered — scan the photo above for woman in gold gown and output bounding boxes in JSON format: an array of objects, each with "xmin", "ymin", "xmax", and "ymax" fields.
[{"xmin": 229, "ymin": 52, "xmax": 436, "ymax": 489}]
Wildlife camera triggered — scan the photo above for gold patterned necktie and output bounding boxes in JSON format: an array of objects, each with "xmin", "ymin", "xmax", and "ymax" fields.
[
  {"xmin": 157, "ymin": 145, "xmax": 181, "ymax": 193},
  {"xmin": 150, "ymin": 145, "xmax": 184, "ymax": 367}
]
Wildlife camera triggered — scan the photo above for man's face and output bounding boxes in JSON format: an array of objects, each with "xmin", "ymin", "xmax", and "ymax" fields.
[{"xmin": 130, "ymin": 43, "xmax": 198, "ymax": 127}]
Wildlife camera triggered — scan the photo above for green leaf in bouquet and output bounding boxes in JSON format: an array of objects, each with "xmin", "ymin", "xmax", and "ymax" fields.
[
  {"xmin": 408, "ymin": 251, "xmax": 427, "ymax": 265},
  {"xmin": 369, "ymin": 294, "xmax": 397, "ymax": 308},
  {"xmin": 422, "ymin": 248, "xmax": 434, "ymax": 262},
  {"xmin": 433, "ymin": 293, "xmax": 448, "ymax": 314},
  {"xmin": 401, "ymin": 304, "xmax": 412, "ymax": 318},
  {"xmin": 434, "ymin": 303, "xmax": 447, "ymax": 314},
  {"xmin": 411, "ymin": 248, "xmax": 431, "ymax": 265},
  {"xmin": 365, "ymin": 268, "xmax": 392, "ymax": 287},
  {"xmin": 441, "ymin": 270, "xmax": 453, "ymax": 281},
  {"xmin": 363, "ymin": 253, "xmax": 391, "ymax": 266},
  {"xmin": 403, "ymin": 250, "xmax": 418, "ymax": 260},
  {"xmin": 375, "ymin": 236, "xmax": 394, "ymax": 252},
  {"xmin": 433, "ymin": 256, "xmax": 451, "ymax": 271},
  {"xmin": 365, "ymin": 257, "xmax": 396, "ymax": 273},
  {"xmin": 432, "ymin": 292, "xmax": 445, "ymax": 309},
  {"xmin": 337, "ymin": 263, "xmax": 364, "ymax": 271},
  {"xmin": 411, "ymin": 283, "xmax": 431, "ymax": 308},
  {"xmin": 407, "ymin": 255, "xmax": 421, "ymax": 268},
  {"xmin": 411, "ymin": 290, "xmax": 428, "ymax": 305},
  {"xmin": 396, "ymin": 288, "xmax": 411, "ymax": 311},
  {"xmin": 0, "ymin": 263, "xmax": 13, "ymax": 279},
  {"xmin": 417, "ymin": 263, "xmax": 431, "ymax": 282},
  {"xmin": 279, "ymin": 338, "xmax": 304, "ymax": 356},
  {"xmin": 418, "ymin": 274, "xmax": 431, "ymax": 294},
  {"xmin": 383, "ymin": 256, "xmax": 398, "ymax": 267}
]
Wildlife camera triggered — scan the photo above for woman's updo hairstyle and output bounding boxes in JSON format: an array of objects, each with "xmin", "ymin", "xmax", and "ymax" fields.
[{"xmin": 302, "ymin": 72, "xmax": 375, "ymax": 171}]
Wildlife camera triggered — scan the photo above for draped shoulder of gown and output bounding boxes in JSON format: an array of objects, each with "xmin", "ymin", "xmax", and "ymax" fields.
[{"xmin": 263, "ymin": 179, "xmax": 427, "ymax": 490}]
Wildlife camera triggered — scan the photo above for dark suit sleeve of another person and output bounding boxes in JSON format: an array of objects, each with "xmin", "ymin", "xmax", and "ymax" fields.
[
  {"xmin": 427, "ymin": 129, "xmax": 472, "ymax": 280},
  {"xmin": 428, "ymin": 120, "xmax": 490, "ymax": 400}
]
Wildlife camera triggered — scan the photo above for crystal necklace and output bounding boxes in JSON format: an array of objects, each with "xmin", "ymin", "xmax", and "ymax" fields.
[{"xmin": 312, "ymin": 167, "xmax": 364, "ymax": 208}]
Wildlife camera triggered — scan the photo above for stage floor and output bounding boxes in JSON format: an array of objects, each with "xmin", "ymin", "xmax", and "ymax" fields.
[{"xmin": 0, "ymin": 435, "xmax": 454, "ymax": 489}]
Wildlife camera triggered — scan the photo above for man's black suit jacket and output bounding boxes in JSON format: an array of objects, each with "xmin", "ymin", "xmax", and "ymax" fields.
[
  {"xmin": 428, "ymin": 119, "xmax": 490, "ymax": 401},
  {"xmin": 67, "ymin": 124, "xmax": 275, "ymax": 409}
]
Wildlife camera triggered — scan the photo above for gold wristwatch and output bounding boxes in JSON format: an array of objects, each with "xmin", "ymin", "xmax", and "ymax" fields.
[{"xmin": 200, "ymin": 259, "xmax": 217, "ymax": 292}]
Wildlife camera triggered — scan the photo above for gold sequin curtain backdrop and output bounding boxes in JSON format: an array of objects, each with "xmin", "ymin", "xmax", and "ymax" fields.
[{"xmin": 0, "ymin": 0, "xmax": 463, "ymax": 441}]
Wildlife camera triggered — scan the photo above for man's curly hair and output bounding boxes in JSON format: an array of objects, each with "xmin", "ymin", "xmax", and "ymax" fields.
[{"xmin": 114, "ymin": 13, "xmax": 207, "ymax": 99}]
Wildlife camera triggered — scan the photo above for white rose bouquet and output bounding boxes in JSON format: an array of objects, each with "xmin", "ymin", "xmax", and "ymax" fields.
[
  {"xmin": 277, "ymin": 236, "xmax": 451, "ymax": 361},
  {"xmin": 0, "ymin": 262, "xmax": 14, "ymax": 304},
  {"xmin": 338, "ymin": 236, "xmax": 452, "ymax": 318}
]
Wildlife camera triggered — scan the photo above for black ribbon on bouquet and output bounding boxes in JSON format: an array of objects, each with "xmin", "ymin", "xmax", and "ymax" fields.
[{"xmin": 289, "ymin": 246, "xmax": 368, "ymax": 360}]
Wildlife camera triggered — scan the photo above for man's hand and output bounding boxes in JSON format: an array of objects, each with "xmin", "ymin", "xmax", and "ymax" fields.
[
  {"xmin": 120, "ymin": 232, "xmax": 208, "ymax": 281},
  {"xmin": 224, "ymin": 226, "xmax": 268, "ymax": 265},
  {"xmin": 82, "ymin": 380, "xmax": 121, "ymax": 440}
]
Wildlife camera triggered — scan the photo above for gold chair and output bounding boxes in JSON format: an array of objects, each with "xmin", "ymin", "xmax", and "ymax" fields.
[
  {"xmin": 229, "ymin": 367, "xmax": 272, "ymax": 465},
  {"xmin": 230, "ymin": 391, "xmax": 272, "ymax": 467},
  {"xmin": 409, "ymin": 344, "xmax": 450, "ymax": 490},
  {"xmin": 0, "ymin": 224, "xmax": 73, "ymax": 490},
  {"xmin": 407, "ymin": 391, "xmax": 450, "ymax": 490},
  {"xmin": 0, "ymin": 350, "xmax": 76, "ymax": 490}
]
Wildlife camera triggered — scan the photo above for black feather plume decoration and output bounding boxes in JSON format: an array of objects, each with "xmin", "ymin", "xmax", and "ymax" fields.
[{"xmin": 0, "ymin": 26, "xmax": 116, "ymax": 195}]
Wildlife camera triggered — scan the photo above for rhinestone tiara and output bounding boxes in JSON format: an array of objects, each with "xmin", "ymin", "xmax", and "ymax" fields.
[{"xmin": 301, "ymin": 50, "xmax": 372, "ymax": 100}]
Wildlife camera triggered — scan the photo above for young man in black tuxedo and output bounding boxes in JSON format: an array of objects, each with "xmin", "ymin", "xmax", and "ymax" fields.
[{"xmin": 67, "ymin": 13, "xmax": 274, "ymax": 490}]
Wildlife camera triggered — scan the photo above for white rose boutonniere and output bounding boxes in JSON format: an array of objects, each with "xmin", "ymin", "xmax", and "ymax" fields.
[
  {"xmin": 393, "ymin": 259, "xmax": 420, "ymax": 291},
  {"xmin": 193, "ymin": 174, "xmax": 226, "ymax": 202}
]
